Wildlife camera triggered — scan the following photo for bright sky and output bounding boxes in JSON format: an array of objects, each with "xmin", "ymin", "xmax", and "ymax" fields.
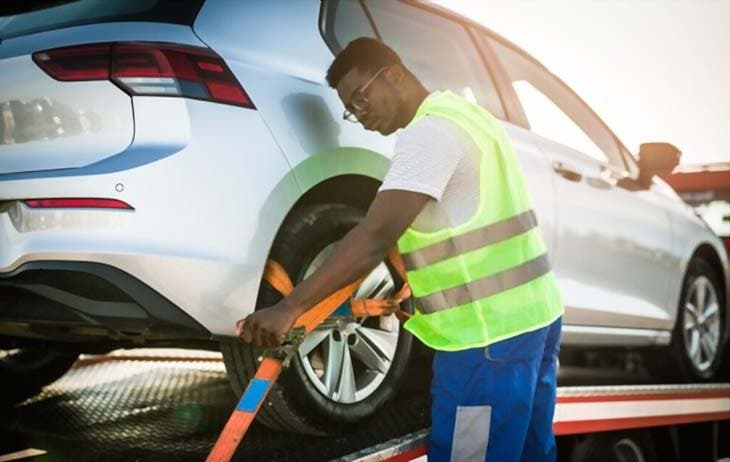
[{"xmin": 434, "ymin": 0, "xmax": 730, "ymax": 167}]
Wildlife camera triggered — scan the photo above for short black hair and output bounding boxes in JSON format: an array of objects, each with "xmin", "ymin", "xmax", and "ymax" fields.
[{"xmin": 326, "ymin": 37, "xmax": 403, "ymax": 88}]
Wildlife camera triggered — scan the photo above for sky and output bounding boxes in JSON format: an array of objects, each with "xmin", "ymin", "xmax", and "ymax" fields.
[{"xmin": 434, "ymin": 0, "xmax": 730, "ymax": 167}]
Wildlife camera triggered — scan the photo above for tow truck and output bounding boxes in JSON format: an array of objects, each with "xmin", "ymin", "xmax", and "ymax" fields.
[
  {"xmin": 342, "ymin": 382, "xmax": 730, "ymax": 462},
  {"xmin": 0, "ymin": 349, "xmax": 727, "ymax": 461},
  {"xmin": 662, "ymin": 161, "xmax": 730, "ymax": 255}
]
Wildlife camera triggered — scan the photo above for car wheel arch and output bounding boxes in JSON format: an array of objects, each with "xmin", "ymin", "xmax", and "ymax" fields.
[
  {"xmin": 691, "ymin": 243, "xmax": 729, "ymax": 347},
  {"xmin": 253, "ymin": 172, "xmax": 381, "ymax": 296},
  {"xmin": 689, "ymin": 244, "xmax": 727, "ymax": 313}
]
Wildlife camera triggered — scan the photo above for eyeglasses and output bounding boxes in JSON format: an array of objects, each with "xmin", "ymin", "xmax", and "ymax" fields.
[{"xmin": 342, "ymin": 66, "xmax": 388, "ymax": 123}]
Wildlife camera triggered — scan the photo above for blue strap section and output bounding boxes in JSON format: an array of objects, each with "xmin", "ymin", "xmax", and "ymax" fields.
[
  {"xmin": 236, "ymin": 378, "xmax": 271, "ymax": 413},
  {"xmin": 331, "ymin": 299, "xmax": 351, "ymax": 317}
]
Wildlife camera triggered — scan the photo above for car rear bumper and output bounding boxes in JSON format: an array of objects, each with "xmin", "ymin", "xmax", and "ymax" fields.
[{"xmin": 0, "ymin": 260, "xmax": 211, "ymax": 342}]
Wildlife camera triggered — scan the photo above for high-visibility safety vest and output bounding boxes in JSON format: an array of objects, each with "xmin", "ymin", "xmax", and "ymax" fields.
[{"xmin": 398, "ymin": 90, "xmax": 564, "ymax": 351}]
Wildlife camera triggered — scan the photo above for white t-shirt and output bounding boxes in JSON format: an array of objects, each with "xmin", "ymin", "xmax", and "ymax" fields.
[{"xmin": 378, "ymin": 96, "xmax": 481, "ymax": 233}]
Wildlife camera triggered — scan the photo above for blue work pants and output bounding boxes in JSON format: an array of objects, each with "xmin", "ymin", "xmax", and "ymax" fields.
[{"xmin": 428, "ymin": 317, "xmax": 562, "ymax": 461}]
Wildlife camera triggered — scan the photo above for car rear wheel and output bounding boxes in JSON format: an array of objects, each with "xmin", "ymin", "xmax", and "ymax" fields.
[
  {"xmin": 221, "ymin": 204, "xmax": 413, "ymax": 435},
  {"xmin": 0, "ymin": 346, "xmax": 79, "ymax": 406}
]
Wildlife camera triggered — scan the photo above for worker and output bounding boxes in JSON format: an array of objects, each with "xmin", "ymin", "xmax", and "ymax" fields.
[{"xmin": 237, "ymin": 37, "xmax": 564, "ymax": 462}]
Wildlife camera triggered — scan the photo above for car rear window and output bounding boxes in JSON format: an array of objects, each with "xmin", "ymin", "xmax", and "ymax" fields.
[{"xmin": 0, "ymin": 0, "xmax": 206, "ymax": 40}]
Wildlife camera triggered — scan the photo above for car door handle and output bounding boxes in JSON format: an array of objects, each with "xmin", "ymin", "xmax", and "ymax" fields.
[
  {"xmin": 552, "ymin": 161, "xmax": 582, "ymax": 182},
  {"xmin": 585, "ymin": 166, "xmax": 625, "ymax": 190},
  {"xmin": 585, "ymin": 176, "xmax": 613, "ymax": 190}
]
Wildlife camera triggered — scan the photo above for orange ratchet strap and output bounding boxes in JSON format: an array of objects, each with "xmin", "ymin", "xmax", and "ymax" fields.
[
  {"xmin": 207, "ymin": 263, "xmax": 365, "ymax": 462},
  {"xmin": 206, "ymin": 250, "xmax": 410, "ymax": 462},
  {"xmin": 265, "ymin": 250, "xmax": 411, "ymax": 321}
]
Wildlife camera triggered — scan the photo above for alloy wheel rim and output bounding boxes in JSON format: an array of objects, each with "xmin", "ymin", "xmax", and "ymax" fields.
[
  {"xmin": 0, "ymin": 348, "xmax": 20, "ymax": 362},
  {"xmin": 0, "ymin": 348, "xmax": 53, "ymax": 371},
  {"xmin": 298, "ymin": 244, "xmax": 400, "ymax": 404},
  {"xmin": 682, "ymin": 276, "xmax": 721, "ymax": 372},
  {"xmin": 611, "ymin": 438, "xmax": 645, "ymax": 462}
]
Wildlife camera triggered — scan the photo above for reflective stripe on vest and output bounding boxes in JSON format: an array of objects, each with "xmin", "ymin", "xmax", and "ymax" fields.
[
  {"xmin": 414, "ymin": 252, "xmax": 552, "ymax": 314},
  {"xmin": 401, "ymin": 209, "xmax": 538, "ymax": 269}
]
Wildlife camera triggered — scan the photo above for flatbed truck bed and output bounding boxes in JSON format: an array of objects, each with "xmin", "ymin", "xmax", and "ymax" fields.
[{"xmin": 0, "ymin": 350, "xmax": 727, "ymax": 461}]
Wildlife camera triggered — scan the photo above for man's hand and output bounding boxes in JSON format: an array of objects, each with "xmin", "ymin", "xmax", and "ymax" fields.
[{"xmin": 236, "ymin": 301, "xmax": 300, "ymax": 348}]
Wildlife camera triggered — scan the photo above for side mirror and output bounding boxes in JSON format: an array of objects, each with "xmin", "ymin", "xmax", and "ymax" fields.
[{"xmin": 637, "ymin": 142, "xmax": 681, "ymax": 188}]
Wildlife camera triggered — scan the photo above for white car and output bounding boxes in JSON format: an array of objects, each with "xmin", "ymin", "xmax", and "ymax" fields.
[{"xmin": 0, "ymin": 0, "xmax": 727, "ymax": 435}]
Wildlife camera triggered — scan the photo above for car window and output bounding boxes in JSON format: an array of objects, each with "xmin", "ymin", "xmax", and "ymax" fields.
[
  {"xmin": 488, "ymin": 37, "xmax": 625, "ymax": 169},
  {"xmin": 512, "ymin": 80, "xmax": 606, "ymax": 162},
  {"xmin": 0, "ymin": 0, "xmax": 205, "ymax": 40},
  {"xmin": 319, "ymin": 0, "xmax": 377, "ymax": 55},
  {"xmin": 363, "ymin": 1, "xmax": 505, "ymax": 119}
]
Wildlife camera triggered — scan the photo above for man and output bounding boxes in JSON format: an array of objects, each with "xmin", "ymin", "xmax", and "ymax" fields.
[{"xmin": 237, "ymin": 37, "xmax": 564, "ymax": 462}]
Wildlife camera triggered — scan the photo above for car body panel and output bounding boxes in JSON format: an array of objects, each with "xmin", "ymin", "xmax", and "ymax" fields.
[
  {"xmin": 540, "ymin": 134, "xmax": 676, "ymax": 333},
  {"xmin": 660, "ymin": 180, "xmax": 730, "ymax": 332},
  {"xmin": 193, "ymin": 0, "xmax": 395, "ymax": 191},
  {"xmin": 0, "ymin": 49, "xmax": 134, "ymax": 175},
  {"xmin": 502, "ymin": 123, "xmax": 557, "ymax": 257},
  {"xmin": 0, "ymin": 22, "xmax": 207, "ymax": 176}
]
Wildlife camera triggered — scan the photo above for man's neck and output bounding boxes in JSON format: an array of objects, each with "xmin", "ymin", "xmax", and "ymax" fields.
[{"xmin": 400, "ymin": 84, "xmax": 430, "ymax": 128}]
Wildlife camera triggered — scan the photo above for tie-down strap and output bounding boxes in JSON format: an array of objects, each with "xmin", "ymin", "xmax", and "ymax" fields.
[{"xmin": 263, "ymin": 247, "xmax": 411, "ymax": 322}]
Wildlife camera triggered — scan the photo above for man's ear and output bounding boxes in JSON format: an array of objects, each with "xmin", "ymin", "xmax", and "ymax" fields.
[{"xmin": 386, "ymin": 64, "xmax": 406, "ymax": 86}]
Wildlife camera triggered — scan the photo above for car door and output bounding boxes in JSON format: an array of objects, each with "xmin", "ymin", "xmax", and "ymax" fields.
[
  {"xmin": 362, "ymin": 0, "xmax": 558, "ymax": 258},
  {"xmin": 484, "ymin": 36, "xmax": 676, "ymax": 344}
]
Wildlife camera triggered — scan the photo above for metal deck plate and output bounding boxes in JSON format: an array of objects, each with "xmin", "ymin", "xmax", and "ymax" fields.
[
  {"xmin": 1, "ymin": 348, "xmax": 665, "ymax": 461},
  {"xmin": 0, "ymin": 350, "xmax": 432, "ymax": 462}
]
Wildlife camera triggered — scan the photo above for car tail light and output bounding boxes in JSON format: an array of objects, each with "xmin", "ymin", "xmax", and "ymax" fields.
[
  {"xmin": 33, "ymin": 42, "xmax": 254, "ymax": 109},
  {"xmin": 33, "ymin": 44, "xmax": 111, "ymax": 81},
  {"xmin": 24, "ymin": 198, "xmax": 134, "ymax": 210}
]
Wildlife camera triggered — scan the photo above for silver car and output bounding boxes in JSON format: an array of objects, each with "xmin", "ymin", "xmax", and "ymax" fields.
[{"xmin": 1, "ymin": 0, "xmax": 727, "ymax": 435}]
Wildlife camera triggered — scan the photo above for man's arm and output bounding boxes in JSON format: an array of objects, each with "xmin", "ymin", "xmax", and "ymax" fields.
[{"xmin": 237, "ymin": 189, "xmax": 430, "ymax": 347}]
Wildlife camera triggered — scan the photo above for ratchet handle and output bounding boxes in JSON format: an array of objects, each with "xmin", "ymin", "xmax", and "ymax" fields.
[
  {"xmin": 293, "ymin": 278, "xmax": 364, "ymax": 334},
  {"xmin": 263, "ymin": 259, "xmax": 363, "ymax": 334},
  {"xmin": 263, "ymin": 247, "xmax": 409, "ymax": 336}
]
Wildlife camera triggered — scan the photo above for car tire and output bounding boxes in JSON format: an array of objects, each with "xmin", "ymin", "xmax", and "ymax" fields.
[
  {"xmin": 0, "ymin": 347, "xmax": 79, "ymax": 406},
  {"xmin": 221, "ymin": 204, "xmax": 414, "ymax": 435},
  {"xmin": 647, "ymin": 257, "xmax": 728, "ymax": 382},
  {"xmin": 569, "ymin": 430, "xmax": 657, "ymax": 462}
]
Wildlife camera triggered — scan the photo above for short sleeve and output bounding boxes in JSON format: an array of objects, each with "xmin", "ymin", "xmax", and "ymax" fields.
[{"xmin": 379, "ymin": 116, "xmax": 469, "ymax": 201}]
